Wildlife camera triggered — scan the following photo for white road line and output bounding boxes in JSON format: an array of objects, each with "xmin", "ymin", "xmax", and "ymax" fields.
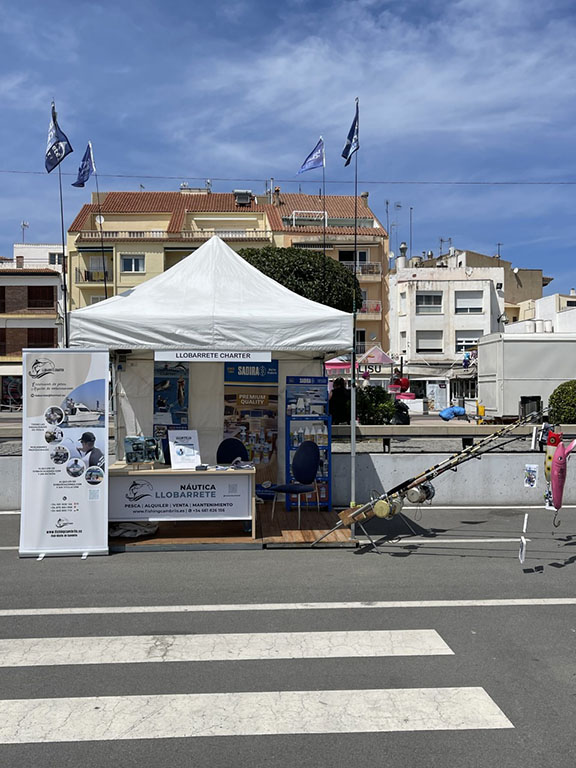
[
  {"xmin": 0, "ymin": 547, "xmax": 17, "ymax": 550},
  {"xmin": 0, "ymin": 629, "xmax": 452, "ymax": 668},
  {"xmin": 0, "ymin": 597, "xmax": 575, "ymax": 617},
  {"xmin": 358, "ymin": 538, "xmax": 527, "ymax": 544},
  {"xmin": 0, "ymin": 511, "xmax": 19, "ymax": 516},
  {"xmin": 0, "ymin": 687, "xmax": 513, "ymax": 743}
]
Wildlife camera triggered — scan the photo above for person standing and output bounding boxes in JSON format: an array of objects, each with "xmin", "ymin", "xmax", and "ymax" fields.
[{"xmin": 329, "ymin": 378, "xmax": 351, "ymax": 425}]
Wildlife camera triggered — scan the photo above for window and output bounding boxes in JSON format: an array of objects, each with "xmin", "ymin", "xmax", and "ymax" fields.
[
  {"xmin": 27, "ymin": 328, "xmax": 56, "ymax": 348},
  {"xmin": 399, "ymin": 291, "xmax": 407, "ymax": 314},
  {"xmin": 48, "ymin": 252, "xmax": 63, "ymax": 265},
  {"xmin": 416, "ymin": 292, "xmax": 443, "ymax": 314},
  {"xmin": 90, "ymin": 296, "xmax": 105, "ymax": 304},
  {"xmin": 0, "ymin": 286, "xmax": 5, "ymax": 313},
  {"xmin": 27, "ymin": 286, "xmax": 54, "ymax": 309},
  {"xmin": 400, "ymin": 331, "xmax": 407, "ymax": 354},
  {"xmin": 567, "ymin": 300, "xmax": 576, "ymax": 307},
  {"xmin": 452, "ymin": 378, "xmax": 477, "ymax": 399},
  {"xmin": 455, "ymin": 330, "xmax": 482, "ymax": 353},
  {"xmin": 0, "ymin": 328, "xmax": 5, "ymax": 355},
  {"xmin": 90, "ymin": 255, "xmax": 108, "ymax": 270},
  {"xmin": 416, "ymin": 330, "xmax": 443, "ymax": 353},
  {"xmin": 338, "ymin": 250, "xmax": 368, "ymax": 263},
  {"xmin": 121, "ymin": 255, "xmax": 145, "ymax": 273},
  {"xmin": 455, "ymin": 290, "xmax": 483, "ymax": 314}
]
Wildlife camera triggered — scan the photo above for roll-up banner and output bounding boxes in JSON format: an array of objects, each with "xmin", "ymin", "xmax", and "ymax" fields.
[{"xmin": 19, "ymin": 349, "xmax": 110, "ymax": 557}]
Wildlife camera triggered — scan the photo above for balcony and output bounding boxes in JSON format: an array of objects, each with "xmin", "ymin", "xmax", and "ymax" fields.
[
  {"xmin": 356, "ymin": 340, "xmax": 380, "ymax": 355},
  {"xmin": 75, "ymin": 269, "xmax": 110, "ymax": 284},
  {"xmin": 339, "ymin": 261, "xmax": 382, "ymax": 281},
  {"xmin": 358, "ymin": 300, "xmax": 382, "ymax": 319},
  {"xmin": 76, "ymin": 229, "xmax": 274, "ymax": 242}
]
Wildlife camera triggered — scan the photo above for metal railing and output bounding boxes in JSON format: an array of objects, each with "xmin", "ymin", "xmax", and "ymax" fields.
[
  {"xmin": 76, "ymin": 229, "xmax": 274, "ymax": 241},
  {"xmin": 340, "ymin": 261, "xmax": 382, "ymax": 277},
  {"xmin": 356, "ymin": 340, "xmax": 380, "ymax": 354},
  {"xmin": 75, "ymin": 268, "xmax": 110, "ymax": 283},
  {"xmin": 0, "ymin": 261, "xmax": 62, "ymax": 271},
  {"xmin": 358, "ymin": 300, "xmax": 382, "ymax": 314}
]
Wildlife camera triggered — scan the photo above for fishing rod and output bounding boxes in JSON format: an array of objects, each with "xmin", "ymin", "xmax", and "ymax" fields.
[{"xmin": 313, "ymin": 409, "xmax": 546, "ymax": 547}]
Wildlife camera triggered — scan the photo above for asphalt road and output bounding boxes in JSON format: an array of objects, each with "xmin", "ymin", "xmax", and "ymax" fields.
[{"xmin": 1, "ymin": 507, "xmax": 575, "ymax": 767}]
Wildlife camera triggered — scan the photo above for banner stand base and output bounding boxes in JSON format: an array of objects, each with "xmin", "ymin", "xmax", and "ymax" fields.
[{"xmin": 19, "ymin": 547, "xmax": 109, "ymax": 559}]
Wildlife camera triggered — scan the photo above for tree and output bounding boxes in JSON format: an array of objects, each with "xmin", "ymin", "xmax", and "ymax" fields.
[
  {"xmin": 548, "ymin": 380, "xmax": 576, "ymax": 424},
  {"xmin": 356, "ymin": 386, "xmax": 396, "ymax": 425},
  {"xmin": 238, "ymin": 245, "xmax": 362, "ymax": 313}
]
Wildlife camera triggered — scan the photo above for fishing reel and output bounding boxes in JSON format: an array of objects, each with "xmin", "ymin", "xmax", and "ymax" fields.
[
  {"xmin": 405, "ymin": 482, "xmax": 436, "ymax": 504},
  {"xmin": 372, "ymin": 495, "xmax": 404, "ymax": 519}
]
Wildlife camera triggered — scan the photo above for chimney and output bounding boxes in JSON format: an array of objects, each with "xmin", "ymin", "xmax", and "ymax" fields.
[
  {"xmin": 360, "ymin": 191, "xmax": 369, "ymax": 205},
  {"xmin": 570, "ymin": 288, "xmax": 576, "ymax": 296},
  {"xmin": 272, "ymin": 186, "xmax": 282, "ymax": 206},
  {"xmin": 16, "ymin": 254, "xmax": 24, "ymax": 268}
]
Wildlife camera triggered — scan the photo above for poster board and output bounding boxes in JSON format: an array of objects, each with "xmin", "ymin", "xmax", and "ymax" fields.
[
  {"xmin": 168, "ymin": 429, "xmax": 201, "ymax": 470},
  {"xmin": 223, "ymin": 361, "xmax": 278, "ymax": 498},
  {"xmin": 153, "ymin": 361, "xmax": 189, "ymax": 461},
  {"xmin": 19, "ymin": 349, "xmax": 109, "ymax": 557}
]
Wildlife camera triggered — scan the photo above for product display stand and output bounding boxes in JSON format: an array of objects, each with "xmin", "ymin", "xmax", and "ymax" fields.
[{"xmin": 285, "ymin": 376, "xmax": 332, "ymax": 511}]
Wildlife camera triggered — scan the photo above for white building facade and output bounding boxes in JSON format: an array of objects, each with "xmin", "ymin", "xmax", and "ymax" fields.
[{"xmin": 388, "ymin": 261, "xmax": 505, "ymax": 411}]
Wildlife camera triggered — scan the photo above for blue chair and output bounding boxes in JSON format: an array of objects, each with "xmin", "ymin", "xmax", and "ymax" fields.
[
  {"xmin": 271, "ymin": 440, "xmax": 320, "ymax": 529},
  {"xmin": 217, "ymin": 437, "xmax": 249, "ymax": 464}
]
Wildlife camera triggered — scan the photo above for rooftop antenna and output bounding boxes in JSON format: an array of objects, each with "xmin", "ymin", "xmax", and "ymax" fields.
[
  {"xmin": 139, "ymin": 184, "xmax": 145, "ymax": 191},
  {"xmin": 497, "ymin": 242, "xmax": 503, "ymax": 258},
  {"xmin": 20, "ymin": 221, "xmax": 29, "ymax": 243},
  {"xmin": 440, "ymin": 237, "xmax": 452, "ymax": 255}
]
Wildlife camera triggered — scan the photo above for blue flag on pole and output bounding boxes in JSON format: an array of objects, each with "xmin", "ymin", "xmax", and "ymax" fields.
[
  {"xmin": 72, "ymin": 143, "xmax": 96, "ymax": 187},
  {"xmin": 45, "ymin": 102, "xmax": 73, "ymax": 173},
  {"xmin": 341, "ymin": 99, "xmax": 359, "ymax": 166},
  {"xmin": 298, "ymin": 137, "xmax": 324, "ymax": 174}
]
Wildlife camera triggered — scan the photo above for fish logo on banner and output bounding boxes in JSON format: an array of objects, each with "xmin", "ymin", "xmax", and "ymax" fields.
[
  {"xmin": 126, "ymin": 480, "xmax": 153, "ymax": 501},
  {"xmin": 29, "ymin": 358, "xmax": 57, "ymax": 379}
]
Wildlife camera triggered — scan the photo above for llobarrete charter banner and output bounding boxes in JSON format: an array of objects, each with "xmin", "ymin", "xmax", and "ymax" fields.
[{"xmin": 19, "ymin": 349, "xmax": 109, "ymax": 557}]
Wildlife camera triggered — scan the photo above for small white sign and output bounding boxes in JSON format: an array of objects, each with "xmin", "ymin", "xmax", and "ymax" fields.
[
  {"xmin": 155, "ymin": 350, "xmax": 271, "ymax": 363},
  {"xmin": 168, "ymin": 430, "xmax": 201, "ymax": 470}
]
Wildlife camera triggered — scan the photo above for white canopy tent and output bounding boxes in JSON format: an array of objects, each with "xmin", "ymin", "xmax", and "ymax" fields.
[
  {"xmin": 69, "ymin": 237, "xmax": 355, "ymax": 488},
  {"xmin": 70, "ymin": 236, "xmax": 352, "ymax": 352}
]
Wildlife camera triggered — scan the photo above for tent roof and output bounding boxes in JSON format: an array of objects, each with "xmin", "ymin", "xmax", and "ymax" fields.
[{"xmin": 70, "ymin": 236, "xmax": 353, "ymax": 353}]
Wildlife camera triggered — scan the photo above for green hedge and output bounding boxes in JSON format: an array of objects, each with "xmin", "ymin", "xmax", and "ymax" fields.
[
  {"xmin": 356, "ymin": 386, "xmax": 396, "ymax": 424},
  {"xmin": 548, "ymin": 380, "xmax": 576, "ymax": 424}
]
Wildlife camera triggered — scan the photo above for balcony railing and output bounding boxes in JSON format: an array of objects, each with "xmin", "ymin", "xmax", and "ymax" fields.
[
  {"xmin": 76, "ymin": 229, "xmax": 274, "ymax": 241},
  {"xmin": 356, "ymin": 340, "xmax": 380, "ymax": 355},
  {"xmin": 75, "ymin": 268, "xmax": 110, "ymax": 283},
  {"xmin": 340, "ymin": 261, "xmax": 382, "ymax": 277},
  {"xmin": 358, "ymin": 300, "xmax": 382, "ymax": 314}
]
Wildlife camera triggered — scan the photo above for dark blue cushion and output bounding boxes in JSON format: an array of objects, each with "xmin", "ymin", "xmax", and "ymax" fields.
[{"xmin": 273, "ymin": 483, "xmax": 315, "ymax": 495}]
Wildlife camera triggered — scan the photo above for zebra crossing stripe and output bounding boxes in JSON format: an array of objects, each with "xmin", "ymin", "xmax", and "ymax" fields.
[
  {"xmin": 1, "ymin": 597, "xmax": 575, "ymax": 617},
  {"xmin": 0, "ymin": 687, "xmax": 514, "ymax": 743},
  {"xmin": 0, "ymin": 629, "xmax": 453, "ymax": 667}
]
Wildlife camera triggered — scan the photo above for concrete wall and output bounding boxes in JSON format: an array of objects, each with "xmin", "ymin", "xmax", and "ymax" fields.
[
  {"xmin": 4, "ymin": 449, "xmax": 574, "ymax": 511},
  {"xmin": 331, "ymin": 451, "xmax": 575, "ymax": 507}
]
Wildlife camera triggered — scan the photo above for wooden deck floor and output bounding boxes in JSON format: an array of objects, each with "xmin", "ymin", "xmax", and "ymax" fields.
[{"xmin": 108, "ymin": 502, "xmax": 355, "ymax": 551}]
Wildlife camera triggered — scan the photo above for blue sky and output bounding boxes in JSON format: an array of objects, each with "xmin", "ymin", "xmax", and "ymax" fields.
[{"xmin": 1, "ymin": 0, "xmax": 576, "ymax": 293}]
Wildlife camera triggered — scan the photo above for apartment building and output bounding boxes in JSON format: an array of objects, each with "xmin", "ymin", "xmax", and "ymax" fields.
[
  {"xmin": 12, "ymin": 243, "xmax": 65, "ymax": 272},
  {"xmin": 388, "ymin": 247, "xmax": 551, "ymax": 410},
  {"xmin": 67, "ymin": 186, "xmax": 389, "ymax": 352},
  {"xmin": 0, "ymin": 267, "xmax": 62, "ymax": 410}
]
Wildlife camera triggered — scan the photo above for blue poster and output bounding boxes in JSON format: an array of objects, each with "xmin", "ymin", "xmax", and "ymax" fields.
[{"xmin": 153, "ymin": 362, "xmax": 189, "ymax": 462}]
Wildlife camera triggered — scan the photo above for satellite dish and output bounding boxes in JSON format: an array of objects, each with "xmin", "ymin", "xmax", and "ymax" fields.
[
  {"xmin": 513, "ymin": 267, "xmax": 519, "ymax": 274},
  {"xmin": 95, "ymin": 215, "xmax": 105, "ymax": 225}
]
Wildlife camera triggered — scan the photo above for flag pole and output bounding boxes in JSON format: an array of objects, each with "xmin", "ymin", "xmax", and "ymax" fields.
[
  {"xmin": 322, "ymin": 136, "xmax": 327, "ymax": 303},
  {"xmin": 350, "ymin": 100, "xmax": 359, "ymax": 508},
  {"xmin": 57, "ymin": 164, "xmax": 70, "ymax": 347},
  {"xmin": 92, "ymin": 144, "xmax": 108, "ymax": 300}
]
